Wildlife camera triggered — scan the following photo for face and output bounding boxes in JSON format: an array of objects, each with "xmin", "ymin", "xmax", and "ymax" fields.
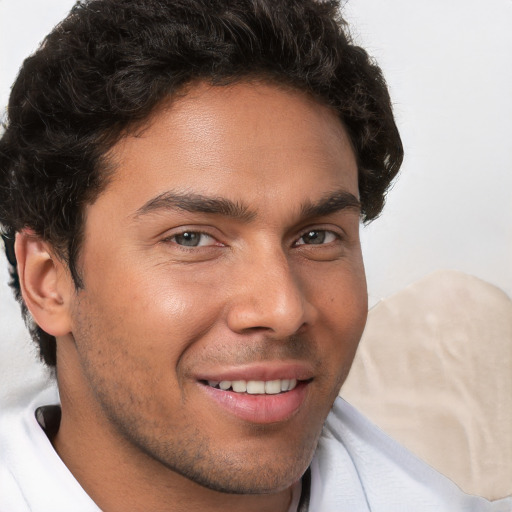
[{"xmin": 64, "ymin": 82, "xmax": 367, "ymax": 494}]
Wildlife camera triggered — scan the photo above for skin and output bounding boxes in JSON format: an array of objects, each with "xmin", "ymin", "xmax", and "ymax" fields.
[{"xmin": 19, "ymin": 82, "xmax": 368, "ymax": 512}]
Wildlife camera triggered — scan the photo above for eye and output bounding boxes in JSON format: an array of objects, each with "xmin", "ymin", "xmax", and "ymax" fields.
[
  {"xmin": 295, "ymin": 229, "xmax": 338, "ymax": 246},
  {"xmin": 167, "ymin": 231, "xmax": 218, "ymax": 247}
]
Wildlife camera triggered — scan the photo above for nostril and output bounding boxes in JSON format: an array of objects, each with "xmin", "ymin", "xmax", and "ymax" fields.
[{"xmin": 244, "ymin": 326, "xmax": 272, "ymax": 332}]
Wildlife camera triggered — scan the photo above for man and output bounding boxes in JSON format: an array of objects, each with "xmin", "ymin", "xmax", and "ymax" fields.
[{"xmin": 0, "ymin": 1, "xmax": 509, "ymax": 511}]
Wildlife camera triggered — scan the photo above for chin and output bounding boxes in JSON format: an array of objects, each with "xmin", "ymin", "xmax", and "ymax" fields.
[
  {"xmin": 178, "ymin": 458, "xmax": 308, "ymax": 495},
  {"xmin": 151, "ymin": 427, "xmax": 318, "ymax": 495}
]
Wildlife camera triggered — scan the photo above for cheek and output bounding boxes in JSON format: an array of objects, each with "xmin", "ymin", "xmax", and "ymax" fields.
[
  {"xmin": 309, "ymin": 263, "xmax": 368, "ymax": 373},
  {"xmin": 310, "ymin": 259, "xmax": 367, "ymax": 325},
  {"xmin": 334, "ymin": 267, "xmax": 367, "ymax": 344},
  {"xmin": 78, "ymin": 261, "xmax": 225, "ymax": 369}
]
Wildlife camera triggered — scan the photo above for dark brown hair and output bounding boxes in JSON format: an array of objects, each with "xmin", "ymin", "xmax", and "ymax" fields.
[{"xmin": 0, "ymin": 0, "xmax": 403, "ymax": 366}]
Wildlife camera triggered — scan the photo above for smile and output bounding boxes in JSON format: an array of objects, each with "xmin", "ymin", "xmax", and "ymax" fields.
[
  {"xmin": 199, "ymin": 376, "xmax": 311, "ymax": 424},
  {"xmin": 206, "ymin": 378, "xmax": 298, "ymax": 394}
]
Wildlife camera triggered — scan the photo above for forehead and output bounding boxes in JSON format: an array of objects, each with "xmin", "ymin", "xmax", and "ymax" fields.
[{"xmin": 99, "ymin": 81, "xmax": 358, "ymax": 216}]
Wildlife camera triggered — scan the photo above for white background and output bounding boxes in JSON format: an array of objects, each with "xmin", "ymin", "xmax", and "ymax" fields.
[{"xmin": 1, "ymin": 0, "xmax": 511, "ymax": 369}]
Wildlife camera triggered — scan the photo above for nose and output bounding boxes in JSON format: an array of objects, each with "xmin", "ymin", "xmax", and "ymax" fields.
[{"xmin": 226, "ymin": 247, "xmax": 315, "ymax": 337}]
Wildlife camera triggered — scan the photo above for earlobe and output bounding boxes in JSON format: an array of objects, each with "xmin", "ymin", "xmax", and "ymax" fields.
[{"xmin": 15, "ymin": 230, "xmax": 73, "ymax": 337}]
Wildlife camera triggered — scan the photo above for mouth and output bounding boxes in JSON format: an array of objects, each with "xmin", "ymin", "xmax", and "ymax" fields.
[
  {"xmin": 198, "ymin": 375, "xmax": 312, "ymax": 424},
  {"xmin": 202, "ymin": 378, "xmax": 299, "ymax": 395}
]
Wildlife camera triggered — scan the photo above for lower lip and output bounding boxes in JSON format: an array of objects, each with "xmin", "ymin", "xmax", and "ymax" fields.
[{"xmin": 199, "ymin": 381, "xmax": 309, "ymax": 424}]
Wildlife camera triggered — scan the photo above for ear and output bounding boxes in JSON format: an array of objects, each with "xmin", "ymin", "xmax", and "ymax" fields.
[{"xmin": 15, "ymin": 230, "xmax": 73, "ymax": 337}]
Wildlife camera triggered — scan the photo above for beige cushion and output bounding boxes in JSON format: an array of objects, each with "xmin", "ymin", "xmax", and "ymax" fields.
[{"xmin": 341, "ymin": 270, "xmax": 512, "ymax": 500}]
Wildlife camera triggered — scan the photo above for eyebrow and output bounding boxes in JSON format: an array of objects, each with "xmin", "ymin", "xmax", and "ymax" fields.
[
  {"xmin": 300, "ymin": 190, "xmax": 361, "ymax": 218},
  {"xmin": 133, "ymin": 188, "xmax": 361, "ymax": 222},
  {"xmin": 134, "ymin": 191, "xmax": 256, "ymax": 222}
]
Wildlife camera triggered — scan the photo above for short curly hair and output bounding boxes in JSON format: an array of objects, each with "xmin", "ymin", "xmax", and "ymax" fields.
[{"xmin": 0, "ymin": 0, "xmax": 403, "ymax": 367}]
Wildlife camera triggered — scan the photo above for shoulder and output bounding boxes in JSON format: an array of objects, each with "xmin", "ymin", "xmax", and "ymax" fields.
[
  {"xmin": 307, "ymin": 397, "xmax": 512, "ymax": 511},
  {"xmin": 0, "ymin": 386, "xmax": 100, "ymax": 512}
]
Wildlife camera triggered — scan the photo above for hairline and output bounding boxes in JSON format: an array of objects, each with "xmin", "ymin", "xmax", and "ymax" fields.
[{"xmin": 68, "ymin": 75, "xmax": 358, "ymax": 285}]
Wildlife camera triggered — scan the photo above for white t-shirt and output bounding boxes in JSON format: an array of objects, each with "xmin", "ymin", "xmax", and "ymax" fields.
[{"xmin": 1, "ymin": 386, "xmax": 511, "ymax": 512}]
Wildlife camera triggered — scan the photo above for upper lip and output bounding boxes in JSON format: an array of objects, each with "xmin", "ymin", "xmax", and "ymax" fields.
[{"xmin": 195, "ymin": 361, "xmax": 315, "ymax": 383}]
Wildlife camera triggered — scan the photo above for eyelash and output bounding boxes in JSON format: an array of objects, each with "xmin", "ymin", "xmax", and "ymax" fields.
[
  {"xmin": 294, "ymin": 229, "xmax": 340, "ymax": 246},
  {"xmin": 163, "ymin": 228, "xmax": 342, "ymax": 249},
  {"xmin": 163, "ymin": 231, "xmax": 221, "ymax": 248}
]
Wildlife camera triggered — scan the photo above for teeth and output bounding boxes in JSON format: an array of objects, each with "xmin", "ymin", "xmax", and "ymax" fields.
[
  {"xmin": 232, "ymin": 380, "xmax": 247, "ymax": 393},
  {"xmin": 207, "ymin": 379, "xmax": 299, "ymax": 394},
  {"xmin": 247, "ymin": 380, "xmax": 265, "ymax": 394},
  {"xmin": 265, "ymin": 380, "xmax": 282, "ymax": 394}
]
